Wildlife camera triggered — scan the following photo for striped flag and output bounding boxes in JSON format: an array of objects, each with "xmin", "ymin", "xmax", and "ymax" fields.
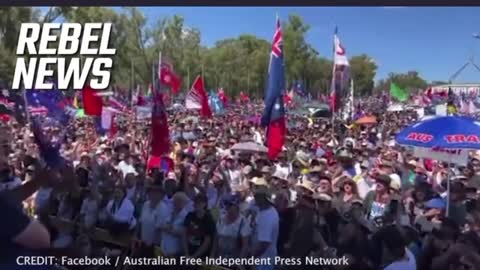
[
  {"xmin": 330, "ymin": 27, "xmax": 350, "ymax": 112},
  {"xmin": 28, "ymin": 106, "xmax": 48, "ymax": 116}
]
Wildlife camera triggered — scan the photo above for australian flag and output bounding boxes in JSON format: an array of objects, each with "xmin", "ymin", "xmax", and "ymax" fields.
[
  {"xmin": 261, "ymin": 17, "xmax": 286, "ymax": 160},
  {"xmin": 26, "ymin": 88, "xmax": 71, "ymax": 126}
]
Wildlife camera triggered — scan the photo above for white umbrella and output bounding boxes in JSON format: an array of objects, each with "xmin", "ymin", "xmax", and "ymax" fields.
[{"xmin": 230, "ymin": 142, "xmax": 268, "ymax": 153}]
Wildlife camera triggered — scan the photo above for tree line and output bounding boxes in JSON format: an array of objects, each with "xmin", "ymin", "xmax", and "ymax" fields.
[{"xmin": 0, "ymin": 7, "xmax": 429, "ymax": 98}]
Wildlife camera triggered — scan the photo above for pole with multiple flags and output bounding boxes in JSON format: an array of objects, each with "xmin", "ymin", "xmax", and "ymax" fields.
[{"xmin": 330, "ymin": 26, "xmax": 350, "ymax": 135}]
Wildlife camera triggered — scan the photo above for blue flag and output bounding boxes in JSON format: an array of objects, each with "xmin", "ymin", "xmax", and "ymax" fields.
[
  {"xmin": 26, "ymin": 89, "xmax": 70, "ymax": 125},
  {"xmin": 209, "ymin": 92, "xmax": 224, "ymax": 115},
  {"xmin": 31, "ymin": 118, "xmax": 65, "ymax": 169},
  {"xmin": 261, "ymin": 17, "xmax": 286, "ymax": 160}
]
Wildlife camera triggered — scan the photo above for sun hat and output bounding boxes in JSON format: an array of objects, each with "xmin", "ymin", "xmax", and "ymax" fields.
[
  {"xmin": 296, "ymin": 180, "xmax": 315, "ymax": 194},
  {"xmin": 250, "ymin": 177, "xmax": 269, "ymax": 187}
]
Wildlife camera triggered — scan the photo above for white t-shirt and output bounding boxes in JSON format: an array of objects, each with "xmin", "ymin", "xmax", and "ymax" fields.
[
  {"xmin": 118, "ymin": 161, "xmax": 136, "ymax": 177},
  {"xmin": 216, "ymin": 215, "xmax": 251, "ymax": 258},
  {"xmin": 253, "ymin": 206, "xmax": 279, "ymax": 261},
  {"xmin": 383, "ymin": 248, "xmax": 416, "ymax": 270}
]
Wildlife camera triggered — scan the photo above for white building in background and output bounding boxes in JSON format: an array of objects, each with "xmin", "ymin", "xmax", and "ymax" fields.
[{"xmin": 430, "ymin": 83, "xmax": 480, "ymax": 95}]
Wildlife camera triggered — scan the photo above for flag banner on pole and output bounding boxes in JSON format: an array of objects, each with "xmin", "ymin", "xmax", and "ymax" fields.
[
  {"xmin": 330, "ymin": 27, "xmax": 350, "ymax": 112},
  {"xmin": 261, "ymin": 17, "xmax": 286, "ymax": 160},
  {"xmin": 186, "ymin": 76, "xmax": 212, "ymax": 118},
  {"xmin": 159, "ymin": 59, "xmax": 181, "ymax": 95},
  {"xmin": 390, "ymin": 83, "xmax": 409, "ymax": 102},
  {"xmin": 150, "ymin": 52, "xmax": 171, "ymax": 156},
  {"xmin": 150, "ymin": 92, "xmax": 170, "ymax": 156},
  {"xmin": 82, "ymin": 85, "xmax": 104, "ymax": 116},
  {"xmin": 26, "ymin": 88, "xmax": 70, "ymax": 125},
  {"xmin": 31, "ymin": 118, "xmax": 65, "ymax": 169}
]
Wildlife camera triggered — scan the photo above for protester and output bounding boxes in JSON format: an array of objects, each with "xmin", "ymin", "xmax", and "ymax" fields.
[{"xmin": 1, "ymin": 89, "xmax": 480, "ymax": 270}]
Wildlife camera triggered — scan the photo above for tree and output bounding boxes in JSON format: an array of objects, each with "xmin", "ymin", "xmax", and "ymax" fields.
[
  {"xmin": 375, "ymin": 71, "xmax": 428, "ymax": 93},
  {"xmin": 349, "ymin": 54, "xmax": 377, "ymax": 96},
  {"xmin": 0, "ymin": 7, "xmax": 382, "ymax": 99}
]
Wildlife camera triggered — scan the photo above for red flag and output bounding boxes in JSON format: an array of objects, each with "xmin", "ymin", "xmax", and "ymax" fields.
[
  {"xmin": 218, "ymin": 88, "xmax": 229, "ymax": 107},
  {"xmin": 239, "ymin": 91, "xmax": 250, "ymax": 103},
  {"xmin": 160, "ymin": 62, "xmax": 181, "ymax": 95},
  {"xmin": 109, "ymin": 114, "xmax": 118, "ymax": 138},
  {"xmin": 150, "ymin": 92, "xmax": 170, "ymax": 156},
  {"xmin": 147, "ymin": 155, "xmax": 174, "ymax": 172},
  {"xmin": 82, "ymin": 85, "xmax": 103, "ymax": 116},
  {"xmin": 190, "ymin": 76, "xmax": 212, "ymax": 118}
]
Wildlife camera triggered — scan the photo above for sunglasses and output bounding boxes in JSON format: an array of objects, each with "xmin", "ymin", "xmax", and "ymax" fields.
[{"xmin": 25, "ymin": 170, "xmax": 34, "ymax": 174}]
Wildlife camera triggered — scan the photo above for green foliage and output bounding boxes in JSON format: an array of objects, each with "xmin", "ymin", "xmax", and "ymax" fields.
[
  {"xmin": 0, "ymin": 7, "xmax": 427, "ymax": 99},
  {"xmin": 376, "ymin": 71, "xmax": 428, "ymax": 93},
  {"xmin": 349, "ymin": 54, "xmax": 377, "ymax": 96}
]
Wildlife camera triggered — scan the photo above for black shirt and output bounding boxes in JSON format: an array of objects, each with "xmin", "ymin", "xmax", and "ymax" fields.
[
  {"xmin": 184, "ymin": 210, "xmax": 216, "ymax": 257},
  {"xmin": 277, "ymin": 207, "xmax": 295, "ymax": 256}
]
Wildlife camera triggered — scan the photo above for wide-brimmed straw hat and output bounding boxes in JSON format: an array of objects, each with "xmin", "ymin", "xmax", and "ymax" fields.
[
  {"xmin": 296, "ymin": 180, "xmax": 315, "ymax": 194},
  {"xmin": 250, "ymin": 177, "xmax": 269, "ymax": 187}
]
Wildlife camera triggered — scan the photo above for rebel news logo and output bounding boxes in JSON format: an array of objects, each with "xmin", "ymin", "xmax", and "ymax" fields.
[{"xmin": 11, "ymin": 23, "xmax": 116, "ymax": 90}]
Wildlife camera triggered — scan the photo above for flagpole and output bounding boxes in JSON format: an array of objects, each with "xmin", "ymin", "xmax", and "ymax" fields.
[
  {"xmin": 349, "ymin": 79, "xmax": 354, "ymax": 119},
  {"xmin": 158, "ymin": 51, "xmax": 162, "ymax": 94},
  {"xmin": 247, "ymin": 69, "xmax": 250, "ymax": 94},
  {"xmin": 130, "ymin": 60, "xmax": 134, "ymax": 107},
  {"xmin": 22, "ymin": 87, "xmax": 31, "ymax": 124},
  {"xmin": 187, "ymin": 67, "xmax": 191, "ymax": 90}
]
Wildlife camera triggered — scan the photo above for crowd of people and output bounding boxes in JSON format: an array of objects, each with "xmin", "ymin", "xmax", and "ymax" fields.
[{"xmin": 1, "ymin": 97, "xmax": 480, "ymax": 270}]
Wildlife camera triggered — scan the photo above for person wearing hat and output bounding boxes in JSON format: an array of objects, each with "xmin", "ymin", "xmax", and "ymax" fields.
[
  {"xmin": 310, "ymin": 191, "xmax": 343, "ymax": 250},
  {"xmin": 183, "ymin": 193, "xmax": 216, "ymax": 258},
  {"xmin": 364, "ymin": 174, "xmax": 393, "ymax": 220},
  {"xmin": 252, "ymin": 185, "xmax": 279, "ymax": 270},
  {"xmin": 296, "ymin": 179, "xmax": 315, "ymax": 198},
  {"xmin": 220, "ymin": 154, "xmax": 241, "ymax": 191},
  {"xmin": 138, "ymin": 182, "xmax": 167, "ymax": 250},
  {"xmin": 282, "ymin": 189, "xmax": 318, "ymax": 260},
  {"xmin": 334, "ymin": 177, "xmax": 361, "ymax": 213},
  {"xmin": 211, "ymin": 193, "xmax": 251, "ymax": 260}
]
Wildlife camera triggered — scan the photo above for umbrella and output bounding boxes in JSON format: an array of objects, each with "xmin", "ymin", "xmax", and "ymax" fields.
[
  {"xmin": 396, "ymin": 116, "xmax": 480, "ymax": 149},
  {"xmin": 355, "ymin": 116, "xmax": 377, "ymax": 125},
  {"xmin": 310, "ymin": 108, "xmax": 332, "ymax": 118},
  {"xmin": 396, "ymin": 116, "xmax": 480, "ymax": 216},
  {"xmin": 230, "ymin": 142, "xmax": 267, "ymax": 153}
]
